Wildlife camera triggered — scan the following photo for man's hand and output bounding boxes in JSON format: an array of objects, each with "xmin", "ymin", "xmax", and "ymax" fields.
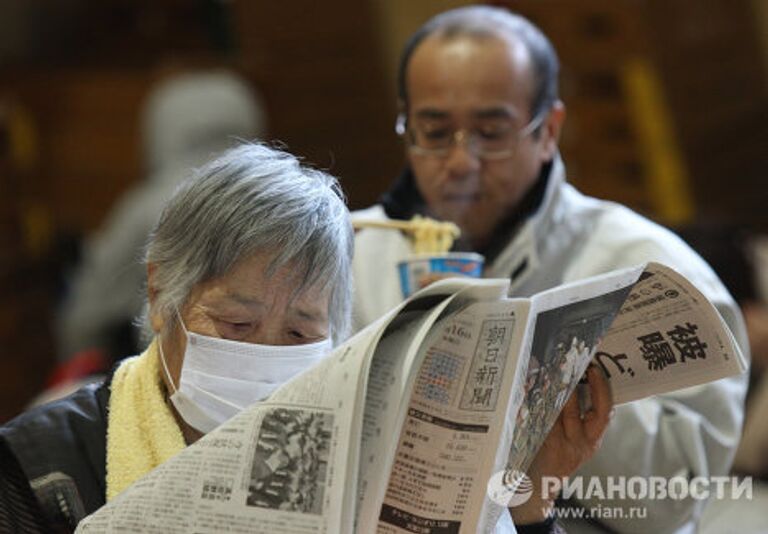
[{"xmin": 511, "ymin": 365, "xmax": 614, "ymax": 524}]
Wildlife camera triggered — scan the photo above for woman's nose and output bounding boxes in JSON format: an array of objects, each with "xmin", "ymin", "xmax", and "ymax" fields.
[{"xmin": 244, "ymin": 325, "xmax": 287, "ymax": 346}]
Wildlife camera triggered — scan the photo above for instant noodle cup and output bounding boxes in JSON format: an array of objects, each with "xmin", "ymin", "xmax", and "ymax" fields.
[{"xmin": 397, "ymin": 252, "xmax": 485, "ymax": 298}]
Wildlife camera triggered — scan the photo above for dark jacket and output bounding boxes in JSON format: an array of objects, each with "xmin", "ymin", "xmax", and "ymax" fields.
[{"xmin": 0, "ymin": 380, "xmax": 110, "ymax": 532}]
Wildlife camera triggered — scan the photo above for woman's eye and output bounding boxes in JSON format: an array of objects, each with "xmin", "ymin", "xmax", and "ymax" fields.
[
  {"xmin": 289, "ymin": 330, "xmax": 307, "ymax": 340},
  {"xmin": 216, "ymin": 320, "xmax": 253, "ymax": 334},
  {"xmin": 289, "ymin": 330, "xmax": 327, "ymax": 344}
]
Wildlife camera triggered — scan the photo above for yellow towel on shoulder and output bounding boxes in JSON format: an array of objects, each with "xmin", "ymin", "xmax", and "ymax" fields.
[{"xmin": 106, "ymin": 339, "xmax": 186, "ymax": 501}]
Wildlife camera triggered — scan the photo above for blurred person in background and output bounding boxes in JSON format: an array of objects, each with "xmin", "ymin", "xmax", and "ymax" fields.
[
  {"xmin": 0, "ymin": 143, "xmax": 351, "ymax": 531},
  {"xmin": 351, "ymin": 6, "xmax": 749, "ymax": 532},
  {"xmin": 675, "ymin": 224, "xmax": 768, "ymax": 533},
  {"xmin": 55, "ymin": 68, "xmax": 266, "ymax": 375},
  {"xmin": 676, "ymin": 224, "xmax": 768, "ymax": 478}
]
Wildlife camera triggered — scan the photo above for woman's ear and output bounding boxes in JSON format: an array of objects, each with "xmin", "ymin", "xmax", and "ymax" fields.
[{"xmin": 147, "ymin": 263, "xmax": 164, "ymax": 333}]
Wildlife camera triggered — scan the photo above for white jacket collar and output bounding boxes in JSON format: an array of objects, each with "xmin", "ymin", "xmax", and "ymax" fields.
[{"xmin": 486, "ymin": 154, "xmax": 567, "ymax": 292}]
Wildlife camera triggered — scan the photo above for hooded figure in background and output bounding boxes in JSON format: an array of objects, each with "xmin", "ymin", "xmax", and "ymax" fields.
[{"xmin": 56, "ymin": 70, "xmax": 267, "ymax": 364}]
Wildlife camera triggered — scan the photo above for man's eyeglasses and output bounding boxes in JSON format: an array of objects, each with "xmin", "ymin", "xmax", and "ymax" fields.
[{"xmin": 395, "ymin": 110, "xmax": 548, "ymax": 160}]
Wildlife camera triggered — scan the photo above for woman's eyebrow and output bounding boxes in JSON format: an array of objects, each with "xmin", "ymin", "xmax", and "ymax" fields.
[
  {"xmin": 293, "ymin": 308, "xmax": 327, "ymax": 323},
  {"xmin": 222, "ymin": 293, "xmax": 265, "ymax": 310},
  {"xmin": 223, "ymin": 293, "xmax": 326, "ymax": 323}
]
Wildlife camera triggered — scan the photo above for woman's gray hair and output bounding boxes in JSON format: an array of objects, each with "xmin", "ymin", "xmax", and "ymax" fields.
[{"xmin": 142, "ymin": 142, "xmax": 353, "ymax": 345}]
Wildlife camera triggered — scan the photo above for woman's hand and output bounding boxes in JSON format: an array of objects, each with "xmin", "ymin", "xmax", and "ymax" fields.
[{"xmin": 511, "ymin": 364, "xmax": 614, "ymax": 524}]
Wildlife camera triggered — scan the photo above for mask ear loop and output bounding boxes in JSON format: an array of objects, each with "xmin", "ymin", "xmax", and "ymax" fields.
[
  {"xmin": 178, "ymin": 309, "xmax": 190, "ymax": 335},
  {"xmin": 158, "ymin": 337, "xmax": 179, "ymax": 395},
  {"xmin": 158, "ymin": 308, "xmax": 189, "ymax": 395}
]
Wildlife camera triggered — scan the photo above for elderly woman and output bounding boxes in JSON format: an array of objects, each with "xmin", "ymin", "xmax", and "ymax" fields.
[
  {"xmin": 0, "ymin": 144, "xmax": 612, "ymax": 534},
  {"xmin": 0, "ymin": 143, "xmax": 352, "ymax": 531}
]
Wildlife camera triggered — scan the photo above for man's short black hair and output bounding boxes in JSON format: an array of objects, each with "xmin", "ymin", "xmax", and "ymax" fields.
[{"xmin": 396, "ymin": 6, "xmax": 560, "ymax": 118}]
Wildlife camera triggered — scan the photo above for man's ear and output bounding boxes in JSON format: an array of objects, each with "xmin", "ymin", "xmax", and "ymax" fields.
[
  {"xmin": 147, "ymin": 263, "xmax": 164, "ymax": 333},
  {"xmin": 539, "ymin": 100, "xmax": 566, "ymax": 161},
  {"xmin": 395, "ymin": 98, "xmax": 408, "ymax": 136},
  {"xmin": 396, "ymin": 98, "xmax": 407, "ymax": 116},
  {"xmin": 397, "ymin": 98, "xmax": 416, "ymax": 163}
]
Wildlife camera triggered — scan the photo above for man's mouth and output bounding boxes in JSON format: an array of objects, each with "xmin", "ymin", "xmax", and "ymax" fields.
[{"xmin": 441, "ymin": 192, "xmax": 481, "ymax": 204}]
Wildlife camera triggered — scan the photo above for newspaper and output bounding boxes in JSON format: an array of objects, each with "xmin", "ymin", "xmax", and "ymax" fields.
[{"xmin": 76, "ymin": 262, "xmax": 746, "ymax": 533}]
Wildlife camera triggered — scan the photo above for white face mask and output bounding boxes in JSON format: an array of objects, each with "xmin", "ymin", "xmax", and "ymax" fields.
[{"xmin": 159, "ymin": 317, "xmax": 332, "ymax": 434}]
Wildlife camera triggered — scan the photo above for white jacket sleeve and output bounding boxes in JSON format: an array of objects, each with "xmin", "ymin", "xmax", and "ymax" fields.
[{"xmin": 563, "ymin": 210, "xmax": 750, "ymax": 533}]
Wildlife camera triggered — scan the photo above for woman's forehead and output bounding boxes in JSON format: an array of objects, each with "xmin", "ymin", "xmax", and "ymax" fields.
[{"xmin": 186, "ymin": 251, "xmax": 331, "ymax": 317}]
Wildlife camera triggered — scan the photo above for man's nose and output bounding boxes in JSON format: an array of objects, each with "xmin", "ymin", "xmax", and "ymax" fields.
[{"xmin": 444, "ymin": 132, "xmax": 481, "ymax": 178}]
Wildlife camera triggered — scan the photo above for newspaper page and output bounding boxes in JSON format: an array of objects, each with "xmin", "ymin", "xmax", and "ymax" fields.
[
  {"xmin": 507, "ymin": 261, "xmax": 746, "ymax": 478},
  {"xmin": 369, "ymin": 294, "xmax": 533, "ymax": 534},
  {"xmin": 355, "ymin": 280, "xmax": 512, "ymax": 532},
  {"xmin": 76, "ymin": 290, "xmax": 461, "ymax": 533},
  {"xmin": 593, "ymin": 261, "xmax": 747, "ymax": 404}
]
